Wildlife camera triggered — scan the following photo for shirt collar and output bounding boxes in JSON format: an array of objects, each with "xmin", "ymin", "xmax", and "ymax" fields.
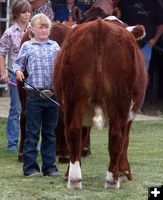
[
  {"xmin": 30, "ymin": 38, "xmax": 53, "ymax": 45},
  {"xmin": 12, "ymin": 22, "xmax": 30, "ymax": 32}
]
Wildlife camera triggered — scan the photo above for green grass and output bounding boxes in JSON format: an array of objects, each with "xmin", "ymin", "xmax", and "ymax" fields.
[{"xmin": 0, "ymin": 118, "xmax": 163, "ymax": 200}]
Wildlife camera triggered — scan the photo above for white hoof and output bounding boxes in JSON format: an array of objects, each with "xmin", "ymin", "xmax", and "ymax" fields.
[
  {"xmin": 104, "ymin": 171, "xmax": 120, "ymax": 189},
  {"xmin": 67, "ymin": 179, "xmax": 82, "ymax": 189},
  {"xmin": 67, "ymin": 161, "xmax": 82, "ymax": 189}
]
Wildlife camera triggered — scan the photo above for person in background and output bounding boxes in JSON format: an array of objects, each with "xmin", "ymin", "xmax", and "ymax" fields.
[
  {"xmin": 116, "ymin": 0, "xmax": 163, "ymax": 71},
  {"xmin": 0, "ymin": 0, "xmax": 31, "ymax": 152},
  {"xmin": 28, "ymin": 0, "xmax": 54, "ymax": 21},
  {"xmin": 79, "ymin": 0, "xmax": 113, "ymax": 23},
  {"xmin": 54, "ymin": 0, "xmax": 88, "ymax": 25},
  {"xmin": 13, "ymin": 13, "xmax": 61, "ymax": 177},
  {"xmin": 157, "ymin": 0, "xmax": 163, "ymax": 9},
  {"xmin": 115, "ymin": 0, "xmax": 163, "ymax": 111}
]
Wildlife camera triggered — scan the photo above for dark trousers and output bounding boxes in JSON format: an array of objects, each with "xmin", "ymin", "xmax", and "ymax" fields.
[{"xmin": 23, "ymin": 92, "xmax": 59, "ymax": 175}]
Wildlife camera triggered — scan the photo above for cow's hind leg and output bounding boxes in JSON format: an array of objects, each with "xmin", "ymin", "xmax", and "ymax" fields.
[
  {"xmin": 18, "ymin": 110, "xmax": 26, "ymax": 162},
  {"xmin": 105, "ymin": 114, "xmax": 128, "ymax": 189},
  {"xmin": 56, "ymin": 113, "xmax": 69, "ymax": 164},
  {"xmin": 81, "ymin": 127, "xmax": 91, "ymax": 157},
  {"xmin": 17, "ymin": 86, "xmax": 26, "ymax": 163},
  {"xmin": 64, "ymin": 102, "xmax": 84, "ymax": 189},
  {"xmin": 118, "ymin": 121, "xmax": 133, "ymax": 183}
]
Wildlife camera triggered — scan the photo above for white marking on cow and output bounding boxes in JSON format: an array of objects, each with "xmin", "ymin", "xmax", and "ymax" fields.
[
  {"xmin": 105, "ymin": 171, "xmax": 120, "ymax": 189},
  {"xmin": 104, "ymin": 16, "xmax": 123, "ymax": 24},
  {"xmin": 71, "ymin": 24, "xmax": 77, "ymax": 28},
  {"xmin": 126, "ymin": 25, "xmax": 146, "ymax": 40},
  {"xmin": 128, "ymin": 111, "xmax": 136, "ymax": 122},
  {"xmin": 92, "ymin": 106, "xmax": 104, "ymax": 130},
  {"xmin": 67, "ymin": 161, "xmax": 82, "ymax": 189},
  {"xmin": 126, "ymin": 26, "xmax": 136, "ymax": 32},
  {"xmin": 128, "ymin": 100, "xmax": 136, "ymax": 122}
]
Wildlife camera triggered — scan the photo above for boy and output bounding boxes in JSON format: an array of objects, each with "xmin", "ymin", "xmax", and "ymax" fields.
[{"xmin": 13, "ymin": 13, "xmax": 60, "ymax": 176}]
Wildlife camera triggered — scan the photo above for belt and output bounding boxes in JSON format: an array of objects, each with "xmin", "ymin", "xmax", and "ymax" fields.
[{"xmin": 26, "ymin": 89, "xmax": 54, "ymax": 98}]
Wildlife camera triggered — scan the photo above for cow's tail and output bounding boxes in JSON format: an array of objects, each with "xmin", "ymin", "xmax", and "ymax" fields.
[
  {"xmin": 92, "ymin": 21, "xmax": 106, "ymax": 131},
  {"xmin": 92, "ymin": 106, "xmax": 105, "ymax": 130}
]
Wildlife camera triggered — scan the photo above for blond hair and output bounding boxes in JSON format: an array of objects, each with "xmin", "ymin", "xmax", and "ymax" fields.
[
  {"xmin": 30, "ymin": 13, "xmax": 52, "ymax": 28},
  {"xmin": 11, "ymin": 0, "xmax": 31, "ymax": 21}
]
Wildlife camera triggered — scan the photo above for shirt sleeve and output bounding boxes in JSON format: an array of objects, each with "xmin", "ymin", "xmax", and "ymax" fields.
[
  {"xmin": 54, "ymin": 42, "xmax": 61, "ymax": 52},
  {"xmin": 0, "ymin": 30, "xmax": 12, "ymax": 57},
  {"xmin": 13, "ymin": 42, "xmax": 29, "ymax": 73}
]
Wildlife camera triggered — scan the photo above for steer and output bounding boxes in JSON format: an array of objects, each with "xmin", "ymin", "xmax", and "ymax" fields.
[{"xmin": 54, "ymin": 19, "xmax": 148, "ymax": 189}]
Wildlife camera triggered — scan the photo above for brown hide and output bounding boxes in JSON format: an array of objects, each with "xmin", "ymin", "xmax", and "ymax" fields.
[
  {"xmin": 54, "ymin": 20, "xmax": 148, "ymax": 188},
  {"xmin": 17, "ymin": 23, "xmax": 91, "ymax": 163}
]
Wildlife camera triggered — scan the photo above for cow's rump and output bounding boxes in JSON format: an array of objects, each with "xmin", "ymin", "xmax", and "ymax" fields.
[{"xmin": 55, "ymin": 20, "xmax": 147, "ymax": 126}]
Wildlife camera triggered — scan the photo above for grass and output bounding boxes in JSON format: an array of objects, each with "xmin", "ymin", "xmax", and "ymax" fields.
[{"xmin": 0, "ymin": 118, "xmax": 163, "ymax": 200}]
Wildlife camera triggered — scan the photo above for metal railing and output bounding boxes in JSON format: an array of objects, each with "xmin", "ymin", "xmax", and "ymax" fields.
[{"xmin": 0, "ymin": 0, "xmax": 10, "ymax": 93}]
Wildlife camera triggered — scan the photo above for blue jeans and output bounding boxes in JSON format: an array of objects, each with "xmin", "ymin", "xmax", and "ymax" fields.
[
  {"xmin": 140, "ymin": 44, "xmax": 152, "ymax": 107},
  {"xmin": 23, "ymin": 91, "xmax": 59, "ymax": 176},
  {"xmin": 141, "ymin": 44, "xmax": 152, "ymax": 71},
  {"xmin": 6, "ymin": 74, "xmax": 20, "ymax": 151}
]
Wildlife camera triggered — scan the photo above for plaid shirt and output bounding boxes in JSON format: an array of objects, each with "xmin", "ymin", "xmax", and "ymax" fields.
[
  {"xmin": 28, "ymin": 0, "xmax": 54, "ymax": 21},
  {"xmin": 13, "ymin": 38, "xmax": 60, "ymax": 90},
  {"xmin": 0, "ymin": 23, "xmax": 30, "ymax": 65}
]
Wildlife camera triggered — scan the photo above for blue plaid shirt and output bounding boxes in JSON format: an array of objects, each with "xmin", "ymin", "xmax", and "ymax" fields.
[{"xmin": 13, "ymin": 38, "xmax": 60, "ymax": 90}]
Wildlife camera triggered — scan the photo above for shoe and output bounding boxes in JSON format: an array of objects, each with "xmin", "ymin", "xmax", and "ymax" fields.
[
  {"xmin": 28, "ymin": 171, "xmax": 40, "ymax": 177},
  {"xmin": 7, "ymin": 148, "xmax": 18, "ymax": 152},
  {"xmin": 47, "ymin": 171, "xmax": 61, "ymax": 177}
]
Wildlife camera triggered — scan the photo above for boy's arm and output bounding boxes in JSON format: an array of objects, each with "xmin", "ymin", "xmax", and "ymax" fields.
[
  {"xmin": 13, "ymin": 42, "xmax": 28, "ymax": 82},
  {"xmin": 15, "ymin": 70, "xmax": 25, "ymax": 82}
]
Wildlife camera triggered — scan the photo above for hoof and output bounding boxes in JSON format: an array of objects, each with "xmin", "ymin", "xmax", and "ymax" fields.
[
  {"xmin": 119, "ymin": 175, "xmax": 128, "ymax": 183},
  {"xmin": 58, "ymin": 156, "xmax": 69, "ymax": 164},
  {"xmin": 68, "ymin": 161, "xmax": 82, "ymax": 189},
  {"xmin": 67, "ymin": 179, "xmax": 82, "ymax": 190},
  {"xmin": 119, "ymin": 171, "xmax": 130, "ymax": 183},
  {"xmin": 104, "ymin": 179, "xmax": 120, "ymax": 189},
  {"xmin": 105, "ymin": 171, "xmax": 120, "ymax": 189}
]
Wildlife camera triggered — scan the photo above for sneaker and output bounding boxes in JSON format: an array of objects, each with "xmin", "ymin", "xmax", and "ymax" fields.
[
  {"xmin": 7, "ymin": 148, "xmax": 18, "ymax": 152},
  {"xmin": 47, "ymin": 171, "xmax": 61, "ymax": 177},
  {"xmin": 28, "ymin": 171, "xmax": 40, "ymax": 177}
]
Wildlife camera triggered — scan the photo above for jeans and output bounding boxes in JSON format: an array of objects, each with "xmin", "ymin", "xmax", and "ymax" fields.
[
  {"xmin": 23, "ymin": 91, "xmax": 59, "ymax": 176},
  {"xmin": 140, "ymin": 44, "xmax": 152, "ymax": 108},
  {"xmin": 6, "ymin": 74, "xmax": 20, "ymax": 151},
  {"xmin": 141, "ymin": 44, "xmax": 152, "ymax": 71}
]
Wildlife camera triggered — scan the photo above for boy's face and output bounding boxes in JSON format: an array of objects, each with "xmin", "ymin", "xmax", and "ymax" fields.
[
  {"xmin": 31, "ymin": 25, "xmax": 51, "ymax": 42},
  {"xmin": 18, "ymin": 11, "xmax": 31, "ymax": 24}
]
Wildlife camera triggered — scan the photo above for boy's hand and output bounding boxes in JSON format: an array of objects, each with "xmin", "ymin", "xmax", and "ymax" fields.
[{"xmin": 15, "ymin": 70, "xmax": 25, "ymax": 82}]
